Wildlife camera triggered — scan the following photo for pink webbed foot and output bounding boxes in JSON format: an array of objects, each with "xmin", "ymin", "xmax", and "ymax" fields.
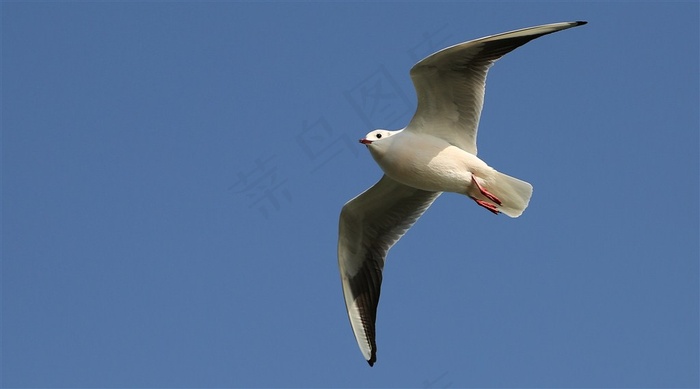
[
  {"xmin": 472, "ymin": 174, "xmax": 502, "ymax": 205},
  {"xmin": 471, "ymin": 197, "xmax": 500, "ymax": 215}
]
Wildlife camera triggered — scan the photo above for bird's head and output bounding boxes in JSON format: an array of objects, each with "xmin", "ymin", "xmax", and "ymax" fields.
[{"xmin": 359, "ymin": 129, "xmax": 398, "ymax": 146}]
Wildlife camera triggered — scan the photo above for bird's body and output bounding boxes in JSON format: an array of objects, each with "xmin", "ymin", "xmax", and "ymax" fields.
[
  {"xmin": 366, "ymin": 129, "xmax": 530, "ymax": 217},
  {"xmin": 338, "ymin": 21, "xmax": 587, "ymax": 366},
  {"xmin": 368, "ymin": 130, "xmax": 486, "ymax": 193}
]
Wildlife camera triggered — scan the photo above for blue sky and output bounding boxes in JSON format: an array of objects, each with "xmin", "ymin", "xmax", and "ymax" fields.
[{"xmin": 3, "ymin": 2, "xmax": 698, "ymax": 388}]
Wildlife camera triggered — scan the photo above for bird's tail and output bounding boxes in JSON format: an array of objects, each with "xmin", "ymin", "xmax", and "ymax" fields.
[{"xmin": 485, "ymin": 172, "xmax": 533, "ymax": 218}]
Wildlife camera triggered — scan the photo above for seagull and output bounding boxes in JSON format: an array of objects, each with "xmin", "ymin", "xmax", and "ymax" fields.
[{"xmin": 337, "ymin": 21, "xmax": 586, "ymax": 366}]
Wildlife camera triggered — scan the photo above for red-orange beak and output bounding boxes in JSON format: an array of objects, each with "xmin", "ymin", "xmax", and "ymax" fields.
[{"xmin": 359, "ymin": 139, "xmax": 372, "ymax": 145}]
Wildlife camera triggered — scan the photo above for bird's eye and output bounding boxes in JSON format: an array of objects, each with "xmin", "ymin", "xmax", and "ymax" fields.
[{"xmin": 376, "ymin": 133, "xmax": 382, "ymax": 139}]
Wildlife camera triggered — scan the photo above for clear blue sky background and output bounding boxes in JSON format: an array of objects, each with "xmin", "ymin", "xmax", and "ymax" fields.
[{"xmin": 3, "ymin": 2, "xmax": 698, "ymax": 388}]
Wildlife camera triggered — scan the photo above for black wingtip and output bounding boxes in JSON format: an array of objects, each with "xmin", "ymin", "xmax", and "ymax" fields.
[
  {"xmin": 575, "ymin": 21, "xmax": 588, "ymax": 26},
  {"xmin": 367, "ymin": 355, "xmax": 376, "ymax": 367}
]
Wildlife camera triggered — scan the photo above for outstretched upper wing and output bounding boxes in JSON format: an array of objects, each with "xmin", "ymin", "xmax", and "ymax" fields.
[
  {"xmin": 338, "ymin": 175, "xmax": 440, "ymax": 366},
  {"xmin": 406, "ymin": 21, "xmax": 587, "ymax": 155}
]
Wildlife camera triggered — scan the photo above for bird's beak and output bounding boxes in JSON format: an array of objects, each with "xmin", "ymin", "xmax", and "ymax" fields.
[{"xmin": 359, "ymin": 138, "xmax": 372, "ymax": 145}]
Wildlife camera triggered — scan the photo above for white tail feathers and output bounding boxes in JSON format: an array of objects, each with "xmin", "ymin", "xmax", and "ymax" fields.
[{"xmin": 488, "ymin": 172, "xmax": 533, "ymax": 218}]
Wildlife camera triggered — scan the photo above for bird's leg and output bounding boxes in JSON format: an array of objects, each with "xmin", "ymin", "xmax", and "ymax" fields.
[
  {"xmin": 471, "ymin": 197, "xmax": 500, "ymax": 215},
  {"xmin": 472, "ymin": 174, "xmax": 502, "ymax": 205},
  {"xmin": 470, "ymin": 174, "xmax": 501, "ymax": 215}
]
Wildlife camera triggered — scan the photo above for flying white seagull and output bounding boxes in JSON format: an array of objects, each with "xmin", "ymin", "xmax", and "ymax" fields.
[{"xmin": 337, "ymin": 21, "xmax": 586, "ymax": 366}]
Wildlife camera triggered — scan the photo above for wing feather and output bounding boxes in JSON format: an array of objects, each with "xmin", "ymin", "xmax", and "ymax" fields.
[
  {"xmin": 338, "ymin": 175, "xmax": 440, "ymax": 366},
  {"xmin": 406, "ymin": 21, "xmax": 587, "ymax": 155}
]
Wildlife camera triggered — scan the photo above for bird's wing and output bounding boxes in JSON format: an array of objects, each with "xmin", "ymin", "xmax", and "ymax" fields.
[
  {"xmin": 406, "ymin": 21, "xmax": 586, "ymax": 155},
  {"xmin": 338, "ymin": 175, "xmax": 440, "ymax": 366}
]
